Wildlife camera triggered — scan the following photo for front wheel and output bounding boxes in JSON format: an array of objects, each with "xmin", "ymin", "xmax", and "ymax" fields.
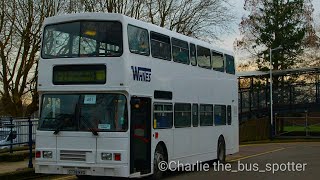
[
  {"xmin": 76, "ymin": 175, "xmax": 90, "ymax": 180},
  {"xmin": 152, "ymin": 146, "xmax": 165, "ymax": 179},
  {"xmin": 217, "ymin": 139, "xmax": 226, "ymax": 163}
]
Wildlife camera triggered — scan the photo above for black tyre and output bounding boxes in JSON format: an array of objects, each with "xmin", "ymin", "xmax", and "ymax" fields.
[
  {"xmin": 217, "ymin": 138, "xmax": 226, "ymax": 163},
  {"xmin": 76, "ymin": 175, "xmax": 88, "ymax": 180},
  {"xmin": 76, "ymin": 175, "xmax": 100, "ymax": 180},
  {"xmin": 152, "ymin": 145, "xmax": 166, "ymax": 180}
]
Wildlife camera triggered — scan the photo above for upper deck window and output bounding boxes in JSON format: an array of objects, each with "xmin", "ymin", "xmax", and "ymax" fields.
[
  {"xmin": 225, "ymin": 54, "xmax": 235, "ymax": 74},
  {"xmin": 42, "ymin": 21, "xmax": 122, "ymax": 59},
  {"xmin": 197, "ymin": 46, "xmax": 211, "ymax": 69},
  {"xmin": 128, "ymin": 25, "xmax": 150, "ymax": 56},
  {"xmin": 172, "ymin": 38, "xmax": 189, "ymax": 64},
  {"xmin": 190, "ymin": 43, "xmax": 197, "ymax": 66},
  {"xmin": 150, "ymin": 32, "xmax": 171, "ymax": 60},
  {"xmin": 212, "ymin": 51, "xmax": 224, "ymax": 72}
]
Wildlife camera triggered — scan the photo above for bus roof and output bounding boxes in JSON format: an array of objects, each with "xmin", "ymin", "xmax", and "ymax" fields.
[{"xmin": 44, "ymin": 13, "xmax": 233, "ymax": 56}]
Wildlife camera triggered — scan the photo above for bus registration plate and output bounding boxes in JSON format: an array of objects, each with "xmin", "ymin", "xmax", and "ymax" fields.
[{"xmin": 67, "ymin": 169, "xmax": 86, "ymax": 175}]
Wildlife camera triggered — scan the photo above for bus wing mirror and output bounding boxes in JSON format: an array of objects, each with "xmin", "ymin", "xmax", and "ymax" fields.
[{"xmin": 130, "ymin": 98, "xmax": 140, "ymax": 105}]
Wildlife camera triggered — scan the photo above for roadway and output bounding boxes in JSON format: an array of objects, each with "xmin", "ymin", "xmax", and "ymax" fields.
[{"xmin": 42, "ymin": 142, "xmax": 320, "ymax": 180}]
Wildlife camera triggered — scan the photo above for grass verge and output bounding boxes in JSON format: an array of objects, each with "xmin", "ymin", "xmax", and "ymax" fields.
[
  {"xmin": 240, "ymin": 138, "xmax": 320, "ymax": 145},
  {"xmin": 0, "ymin": 168, "xmax": 41, "ymax": 180},
  {"xmin": 0, "ymin": 150, "xmax": 34, "ymax": 162},
  {"xmin": 0, "ymin": 168, "xmax": 62, "ymax": 180}
]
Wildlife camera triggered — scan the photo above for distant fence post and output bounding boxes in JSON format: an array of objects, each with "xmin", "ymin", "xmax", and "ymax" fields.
[
  {"xmin": 9, "ymin": 117, "xmax": 13, "ymax": 153},
  {"xmin": 28, "ymin": 117, "xmax": 33, "ymax": 168},
  {"xmin": 305, "ymin": 110, "xmax": 308, "ymax": 137},
  {"xmin": 274, "ymin": 113, "xmax": 278, "ymax": 136}
]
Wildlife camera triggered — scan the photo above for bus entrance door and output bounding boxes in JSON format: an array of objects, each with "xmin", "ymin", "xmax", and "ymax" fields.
[{"xmin": 130, "ymin": 97, "xmax": 151, "ymax": 175}]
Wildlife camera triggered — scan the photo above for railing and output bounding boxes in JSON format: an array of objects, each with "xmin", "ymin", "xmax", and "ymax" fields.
[
  {"xmin": 0, "ymin": 117, "xmax": 38, "ymax": 168},
  {"xmin": 239, "ymin": 83, "xmax": 320, "ymax": 121},
  {"xmin": 275, "ymin": 112, "xmax": 320, "ymax": 137}
]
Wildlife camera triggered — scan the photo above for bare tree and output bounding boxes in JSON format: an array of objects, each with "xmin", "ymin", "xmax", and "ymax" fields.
[
  {"xmin": 57, "ymin": 0, "xmax": 145, "ymax": 18},
  {"xmin": 57, "ymin": 0, "xmax": 235, "ymax": 40},
  {"xmin": 146, "ymin": 0, "xmax": 235, "ymax": 40},
  {"xmin": 0, "ymin": 0, "xmax": 55, "ymax": 116}
]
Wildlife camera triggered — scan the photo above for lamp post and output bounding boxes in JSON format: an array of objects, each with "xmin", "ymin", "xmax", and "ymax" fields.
[{"xmin": 269, "ymin": 45, "xmax": 282, "ymax": 139}]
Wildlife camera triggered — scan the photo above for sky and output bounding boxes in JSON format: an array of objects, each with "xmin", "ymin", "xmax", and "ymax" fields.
[{"xmin": 216, "ymin": 0, "xmax": 320, "ymax": 56}]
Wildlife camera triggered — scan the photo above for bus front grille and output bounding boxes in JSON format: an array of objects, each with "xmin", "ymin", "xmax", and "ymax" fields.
[{"xmin": 60, "ymin": 150, "xmax": 91, "ymax": 161}]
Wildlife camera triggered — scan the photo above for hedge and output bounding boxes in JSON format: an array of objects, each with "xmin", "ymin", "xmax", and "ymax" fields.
[{"xmin": 0, "ymin": 151, "xmax": 34, "ymax": 162}]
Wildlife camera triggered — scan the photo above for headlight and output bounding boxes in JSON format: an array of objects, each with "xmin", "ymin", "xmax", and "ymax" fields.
[
  {"xmin": 43, "ymin": 151, "xmax": 53, "ymax": 158},
  {"xmin": 101, "ymin": 153, "xmax": 112, "ymax": 160}
]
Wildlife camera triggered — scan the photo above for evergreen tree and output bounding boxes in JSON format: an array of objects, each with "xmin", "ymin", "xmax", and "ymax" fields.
[{"xmin": 237, "ymin": 0, "xmax": 315, "ymax": 71}]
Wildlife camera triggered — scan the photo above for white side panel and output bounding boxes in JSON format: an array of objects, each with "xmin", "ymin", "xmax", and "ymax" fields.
[
  {"xmin": 173, "ymin": 128, "xmax": 192, "ymax": 160},
  {"xmin": 191, "ymin": 127, "xmax": 201, "ymax": 155},
  {"xmin": 152, "ymin": 129, "xmax": 174, "ymax": 161},
  {"xmin": 197, "ymin": 127, "xmax": 216, "ymax": 154}
]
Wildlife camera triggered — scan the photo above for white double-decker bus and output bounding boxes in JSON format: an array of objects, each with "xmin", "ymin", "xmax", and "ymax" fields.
[{"xmin": 35, "ymin": 13, "xmax": 238, "ymax": 179}]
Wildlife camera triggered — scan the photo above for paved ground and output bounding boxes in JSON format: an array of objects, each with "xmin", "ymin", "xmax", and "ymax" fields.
[
  {"xmin": 0, "ymin": 158, "xmax": 34, "ymax": 173},
  {"xmin": 163, "ymin": 142, "xmax": 320, "ymax": 180},
  {"xmin": 37, "ymin": 142, "xmax": 320, "ymax": 180}
]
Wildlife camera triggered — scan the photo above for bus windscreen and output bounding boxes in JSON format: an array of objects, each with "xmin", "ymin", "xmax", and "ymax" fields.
[{"xmin": 39, "ymin": 94, "xmax": 128, "ymax": 132}]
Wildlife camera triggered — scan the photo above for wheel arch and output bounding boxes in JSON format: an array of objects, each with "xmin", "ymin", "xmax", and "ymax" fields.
[
  {"xmin": 155, "ymin": 141, "xmax": 168, "ymax": 161},
  {"xmin": 218, "ymin": 134, "xmax": 225, "ymax": 144}
]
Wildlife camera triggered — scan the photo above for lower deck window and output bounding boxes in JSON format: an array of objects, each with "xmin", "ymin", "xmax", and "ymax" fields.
[
  {"xmin": 192, "ymin": 104, "xmax": 199, "ymax": 127},
  {"xmin": 214, "ymin": 105, "xmax": 226, "ymax": 125},
  {"xmin": 227, "ymin": 105, "xmax": 232, "ymax": 125},
  {"xmin": 153, "ymin": 104, "xmax": 173, "ymax": 129},
  {"xmin": 174, "ymin": 103, "xmax": 191, "ymax": 128},
  {"xmin": 200, "ymin": 104, "xmax": 213, "ymax": 126}
]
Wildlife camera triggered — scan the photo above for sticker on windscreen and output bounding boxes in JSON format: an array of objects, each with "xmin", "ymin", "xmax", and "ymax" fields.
[
  {"xmin": 84, "ymin": 95, "xmax": 96, "ymax": 104},
  {"xmin": 98, "ymin": 124, "xmax": 111, "ymax": 129}
]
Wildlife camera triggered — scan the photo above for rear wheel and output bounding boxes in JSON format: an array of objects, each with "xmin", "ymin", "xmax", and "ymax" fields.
[
  {"xmin": 217, "ymin": 138, "xmax": 226, "ymax": 163},
  {"xmin": 152, "ymin": 145, "xmax": 165, "ymax": 180}
]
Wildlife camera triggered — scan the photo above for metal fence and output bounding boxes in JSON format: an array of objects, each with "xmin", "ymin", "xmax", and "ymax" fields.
[
  {"xmin": 239, "ymin": 83, "xmax": 320, "ymax": 121},
  {"xmin": 0, "ymin": 117, "xmax": 38, "ymax": 151},
  {"xmin": 0, "ymin": 117, "xmax": 38, "ymax": 168},
  {"xmin": 275, "ymin": 112, "xmax": 320, "ymax": 137}
]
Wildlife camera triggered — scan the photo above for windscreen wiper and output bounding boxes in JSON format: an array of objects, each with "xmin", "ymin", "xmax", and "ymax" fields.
[
  {"xmin": 81, "ymin": 116, "xmax": 99, "ymax": 136},
  {"xmin": 53, "ymin": 123, "xmax": 64, "ymax": 135},
  {"xmin": 88, "ymin": 128, "xmax": 99, "ymax": 136},
  {"xmin": 53, "ymin": 114, "xmax": 71, "ymax": 135},
  {"xmin": 53, "ymin": 127, "xmax": 61, "ymax": 135}
]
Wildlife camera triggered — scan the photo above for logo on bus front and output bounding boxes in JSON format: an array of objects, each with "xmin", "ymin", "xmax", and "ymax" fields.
[{"xmin": 131, "ymin": 66, "xmax": 151, "ymax": 82}]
